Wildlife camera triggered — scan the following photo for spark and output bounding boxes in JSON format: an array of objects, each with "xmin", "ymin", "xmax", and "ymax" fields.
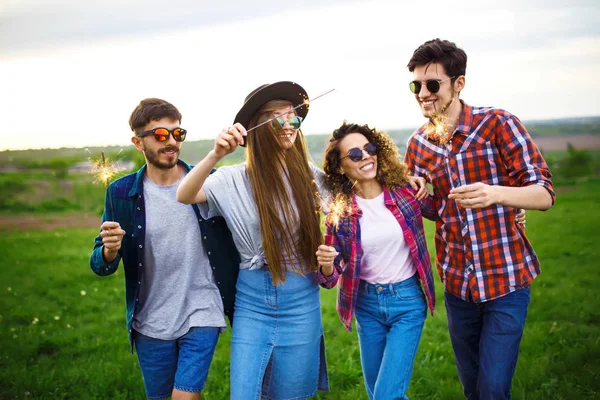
[
  {"xmin": 89, "ymin": 152, "xmax": 123, "ymax": 220},
  {"xmin": 426, "ymin": 98, "xmax": 455, "ymax": 144},
  {"xmin": 90, "ymin": 152, "xmax": 121, "ymax": 186},
  {"xmin": 325, "ymin": 193, "xmax": 354, "ymax": 235}
]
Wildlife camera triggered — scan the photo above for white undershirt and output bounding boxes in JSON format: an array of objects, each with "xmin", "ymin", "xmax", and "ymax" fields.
[{"xmin": 355, "ymin": 192, "xmax": 416, "ymax": 284}]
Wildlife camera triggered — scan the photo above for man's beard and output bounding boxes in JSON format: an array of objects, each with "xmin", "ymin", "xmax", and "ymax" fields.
[{"xmin": 143, "ymin": 145, "xmax": 179, "ymax": 170}]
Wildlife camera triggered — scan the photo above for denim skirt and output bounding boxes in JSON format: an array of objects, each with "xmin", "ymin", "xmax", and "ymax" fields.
[{"xmin": 230, "ymin": 268, "xmax": 329, "ymax": 400}]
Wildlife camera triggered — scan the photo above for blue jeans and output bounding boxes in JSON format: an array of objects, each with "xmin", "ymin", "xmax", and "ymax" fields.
[
  {"xmin": 445, "ymin": 287, "xmax": 531, "ymax": 400},
  {"xmin": 133, "ymin": 327, "xmax": 220, "ymax": 400},
  {"xmin": 230, "ymin": 269, "xmax": 328, "ymax": 400},
  {"xmin": 354, "ymin": 274, "xmax": 427, "ymax": 400}
]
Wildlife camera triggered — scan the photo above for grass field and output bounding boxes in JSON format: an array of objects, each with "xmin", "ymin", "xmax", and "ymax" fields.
[{"xmin": 1, "ymin": 176, "xmax": 599, "ymax": 399}]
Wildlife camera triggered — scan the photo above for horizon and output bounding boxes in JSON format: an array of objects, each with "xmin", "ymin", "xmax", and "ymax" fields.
[
  {"xmin": 2, "ymin": 114, "xmax": 599, "ymax": 154},
  {"xmin": 3, "ymin": 116, "xmax": 600, "ymax": 153}
]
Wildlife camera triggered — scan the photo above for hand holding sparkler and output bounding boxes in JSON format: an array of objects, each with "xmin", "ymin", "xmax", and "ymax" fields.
[
  {"xmin": 90, "ymin": 151, "xmax": 125, "ymax": 263},
  {"xmin": 316, "ymin": 244, "xmax": 338, "ymax": 277},
  {"xmin": 215, "ymin": 124, "xmax": 246, "ymax": 158},
  {"xmin": 99, "ymin": 221, "xmax": 126, "ymax": 263}
]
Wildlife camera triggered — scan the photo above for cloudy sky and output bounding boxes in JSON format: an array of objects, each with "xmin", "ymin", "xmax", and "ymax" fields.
[{"xmin": 1, "ymin": 0, "xmax": 598, "ymax": 151}]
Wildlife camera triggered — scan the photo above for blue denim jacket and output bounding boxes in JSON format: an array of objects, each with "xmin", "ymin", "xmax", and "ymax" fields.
[{"xmin": 89, "ymin": 160, "xmax": 240, "ymax": 351}]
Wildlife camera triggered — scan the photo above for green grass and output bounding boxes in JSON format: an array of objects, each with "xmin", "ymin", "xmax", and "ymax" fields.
[{"xmin": 1, "ymin": 180, "xmax": 599, "ymax": 399}]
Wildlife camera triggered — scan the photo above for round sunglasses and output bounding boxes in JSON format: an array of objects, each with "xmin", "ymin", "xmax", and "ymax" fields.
[
  {"xmin": 138, "ymin": 127, "xmax": 187, "ymax": 142},
  {"xmin": 409, "ymin": 76, "xmax": 455, "ymax": 94},
  {"xmin": 272, "ymin": 115, "xmax": 303, "ymax": 130},
  {"xmin": 341, "ymin": 142, "xmax": 378, "ymax": 162}
]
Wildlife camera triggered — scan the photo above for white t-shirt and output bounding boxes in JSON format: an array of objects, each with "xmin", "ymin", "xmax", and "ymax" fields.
[{"xmin": 355, "ymin": 192, "xmax": 416, "ymax": 284}]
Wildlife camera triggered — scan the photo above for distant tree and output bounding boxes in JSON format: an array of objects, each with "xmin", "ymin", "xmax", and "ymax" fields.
[{"xmin": 558, "ymin": 143, "xmax": 593, "ymax": 179}]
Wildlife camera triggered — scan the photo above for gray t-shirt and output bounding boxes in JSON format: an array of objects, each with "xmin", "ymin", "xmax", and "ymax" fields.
[
  {"xmin": 201, "ymin": 163, "xmax": 327, "ymax": 271},
  {"xmin": 132, "ymin": 173, "xmax": 226, "ymax": 340}
]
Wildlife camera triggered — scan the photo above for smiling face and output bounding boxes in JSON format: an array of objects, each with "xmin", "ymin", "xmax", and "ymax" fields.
[
  {"xmin": 132, "ymin": 117, "xmax": 181, "ymax": 170},
  {"xmin": 338, "ymin": 132, "xmax": 378, "ymax": 185},
  {"xmin": 268, "ymin": 105, "xmax": 299, "ymax": 150},
  {"xmin": 412, "ymin": 62, "xmax": 464, "ymax": 119}
]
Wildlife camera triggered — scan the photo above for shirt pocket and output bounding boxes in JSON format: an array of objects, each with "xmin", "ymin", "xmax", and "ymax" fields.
[{"xmin": 455, "ymin": 139, "xmax": 502, "ymax": 185}]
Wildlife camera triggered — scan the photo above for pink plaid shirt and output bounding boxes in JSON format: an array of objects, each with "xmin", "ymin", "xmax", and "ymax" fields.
[{"xmin": 316, "ymin": 186, "xmax": 436, "ymax": 332}]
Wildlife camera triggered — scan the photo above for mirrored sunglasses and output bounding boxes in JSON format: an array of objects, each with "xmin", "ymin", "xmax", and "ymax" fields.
[
  {"xmin": 138, "ymin": 127, "xmax": 187, "ymax": 142},
  {"xmin": 273, "ymin": 115, "xmax": 303, "ymax": 130},
  {"xmin": 409, "ymin": 76, "xmax": 455, "ymax": 94},
  {"xmin": 341, "ymin": 142, "xmax": 378, "ymax": 162}
]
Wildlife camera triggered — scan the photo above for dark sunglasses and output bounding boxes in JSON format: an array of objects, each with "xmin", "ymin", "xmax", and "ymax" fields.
[
  {"xmin": 138, "ymin": 127, "xmax": 187, "ymax": 142},
  {"xmin": 341, "ymin": 142, "xmax": 378, "ymax": 162},
  {"xmin": 409, "ymin": 76, "xmax": 455, "ymax": 94},
  {"xmin": 272, "ymin": 115, "xmax": 303, "ymax": 130}
]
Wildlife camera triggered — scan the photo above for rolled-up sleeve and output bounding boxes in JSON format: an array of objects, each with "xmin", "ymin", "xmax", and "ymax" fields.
[{"xmin": 498, "ymin": 116, "xmax": 556, "ymax": 205}]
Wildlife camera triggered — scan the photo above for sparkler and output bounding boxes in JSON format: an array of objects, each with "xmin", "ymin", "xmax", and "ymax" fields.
[
  {"xmin": 90, "ymin": 152, "xmax": 121, "ymax": 220},
  {"xmin": 247, "ymin": 88, "xmax": 335, "ymax": 132},
  {"xmin": 426, "ymin": 98, "xmax": 455, "ymax": 144},
  {"xmin": 327, "ymin": 194, "xmax": 352, "ymax": 230}
]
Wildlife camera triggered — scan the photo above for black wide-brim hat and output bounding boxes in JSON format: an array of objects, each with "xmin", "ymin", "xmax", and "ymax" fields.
[{"xmin": 234, "ymin": 81, "xmax": 309, "ymax": 146}]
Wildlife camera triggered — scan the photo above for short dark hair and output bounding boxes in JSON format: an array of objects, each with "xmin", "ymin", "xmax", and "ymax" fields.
[
  {"xmin": 128, "ymin": 98, "xmax": 182, "ymax": 134},
  {"xmin": 407, "ymin": 38, "xmax": 467, "ymax": 79}
]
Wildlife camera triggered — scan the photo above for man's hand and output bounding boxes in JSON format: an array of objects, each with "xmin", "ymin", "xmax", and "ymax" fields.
[
  {"xmin": 100, "ymin": 221, "xmax": 126, "ymax": 263},
  {"xmin": 448, "ymin": 182, "xmax": 500, "ymax": 208},
  {"xmin": 516, "ymin": 209, "xmax": 526, "ymax": 229},
  {"xmin": 408, "ymin": 175, "xmax": 428, "ymax": 200},
  {"xmin": 214, "ymin": 123, "xmax": 246, "ymax": 158}
]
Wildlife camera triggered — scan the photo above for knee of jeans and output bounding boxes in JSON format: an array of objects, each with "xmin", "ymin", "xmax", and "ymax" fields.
[{"xmin": 478, "ymin": 370, "xmax": 512, "ymax": 396}]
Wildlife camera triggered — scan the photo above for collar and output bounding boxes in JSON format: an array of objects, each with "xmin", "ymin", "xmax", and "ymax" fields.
[
  {"xmin": 453, "ymin": 100, "xmax": 472, "ymax": 137},
  {"xmin": 382, "ymin": 186, "xmax": 395, "ymax": 207},
  {"xmin": 346, "ymin": 186, "xmax": 393, "ymax": 216},
  {"xmin": 128, "ymin": 159, "xmax": 192, "ymax": 198}
]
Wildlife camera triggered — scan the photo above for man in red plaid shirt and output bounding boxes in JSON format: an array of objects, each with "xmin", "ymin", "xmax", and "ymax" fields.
[{"xmin": 404, "ymin": 39, "xmax": 555, "ymax": 400}]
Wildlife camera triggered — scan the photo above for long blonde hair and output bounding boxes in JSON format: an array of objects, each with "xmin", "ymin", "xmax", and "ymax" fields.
[{"xmin": 246, "ymin": 100, "xmax": 322, "ymax": 284}]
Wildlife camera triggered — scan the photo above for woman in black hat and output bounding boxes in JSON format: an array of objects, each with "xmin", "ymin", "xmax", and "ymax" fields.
[{"xmin": 177, "ymin": 81, "xmax": 328, "ymax": 399}]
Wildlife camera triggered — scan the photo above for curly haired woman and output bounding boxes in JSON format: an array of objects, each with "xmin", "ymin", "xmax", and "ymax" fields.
[{"xmin": 315, "ymin": 121, "xmax": 437, "ymax": 400}]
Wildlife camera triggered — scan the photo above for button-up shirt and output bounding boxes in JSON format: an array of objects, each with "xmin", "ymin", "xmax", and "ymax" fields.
[
  {"xmin": 405, "ymin": 101, "xmax": 555, "ymax": 303},
  {"xmin": 89, "ymin": 160, "xmax": 240, "ymax": 350},
  {"xmin": 316, "ymin": 186, "xmax": 437, "ymax": 332}
]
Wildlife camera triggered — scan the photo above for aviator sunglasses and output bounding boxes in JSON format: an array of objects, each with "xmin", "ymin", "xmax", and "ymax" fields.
[
  {"xmin": 341, "ymin": 142, "xmax": 378, "ymax": 162},
  {"xmin": 409, "ymin": 76, "xmax": 455, "ymax": 94},
  {"xmin": 272, "ymin": 115, "xmax": 303, "ymax": 130},
  {"xmin": 138, "ymin": 127, "xmax": 187, "ymax": 142}
]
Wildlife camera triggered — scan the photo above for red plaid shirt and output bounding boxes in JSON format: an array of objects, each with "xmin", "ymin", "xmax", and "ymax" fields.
[
  {"xmin": 404, "ymin": 102, "xmax": 555, "ymax": 303},
  {"xmin": 316, "ymin": 186, "xmax": 437, "ymax": 332}
]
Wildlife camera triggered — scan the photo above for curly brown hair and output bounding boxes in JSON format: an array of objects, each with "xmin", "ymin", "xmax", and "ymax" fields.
[{"xmin": 323, "ymin": 122, "xmax": 410, "ymax": 197}]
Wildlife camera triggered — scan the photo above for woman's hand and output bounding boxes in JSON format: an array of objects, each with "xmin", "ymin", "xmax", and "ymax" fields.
[
  {"xmin": 316, "ymin": 245, "xmax": 337, "ymax": 277},
  {"xmin": 214, "ymin": 123, "xmax": 246, "ymax": 158}
]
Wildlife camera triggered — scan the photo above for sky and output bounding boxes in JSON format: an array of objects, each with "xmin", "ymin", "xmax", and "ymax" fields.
[{"xmin": 0, "ymin": 0, "xmax": 599, "ymax": 151}]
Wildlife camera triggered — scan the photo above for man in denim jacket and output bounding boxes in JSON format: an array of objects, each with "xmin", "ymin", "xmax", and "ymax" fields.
[{"xmin": 90, "ymin": 98, "xmax": 239, "ymax": 400}]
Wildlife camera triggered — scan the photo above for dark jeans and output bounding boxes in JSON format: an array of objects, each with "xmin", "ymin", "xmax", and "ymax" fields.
[{"xmin": 444, "ymin": 287, "xmax": 531, "ymax": 400}]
